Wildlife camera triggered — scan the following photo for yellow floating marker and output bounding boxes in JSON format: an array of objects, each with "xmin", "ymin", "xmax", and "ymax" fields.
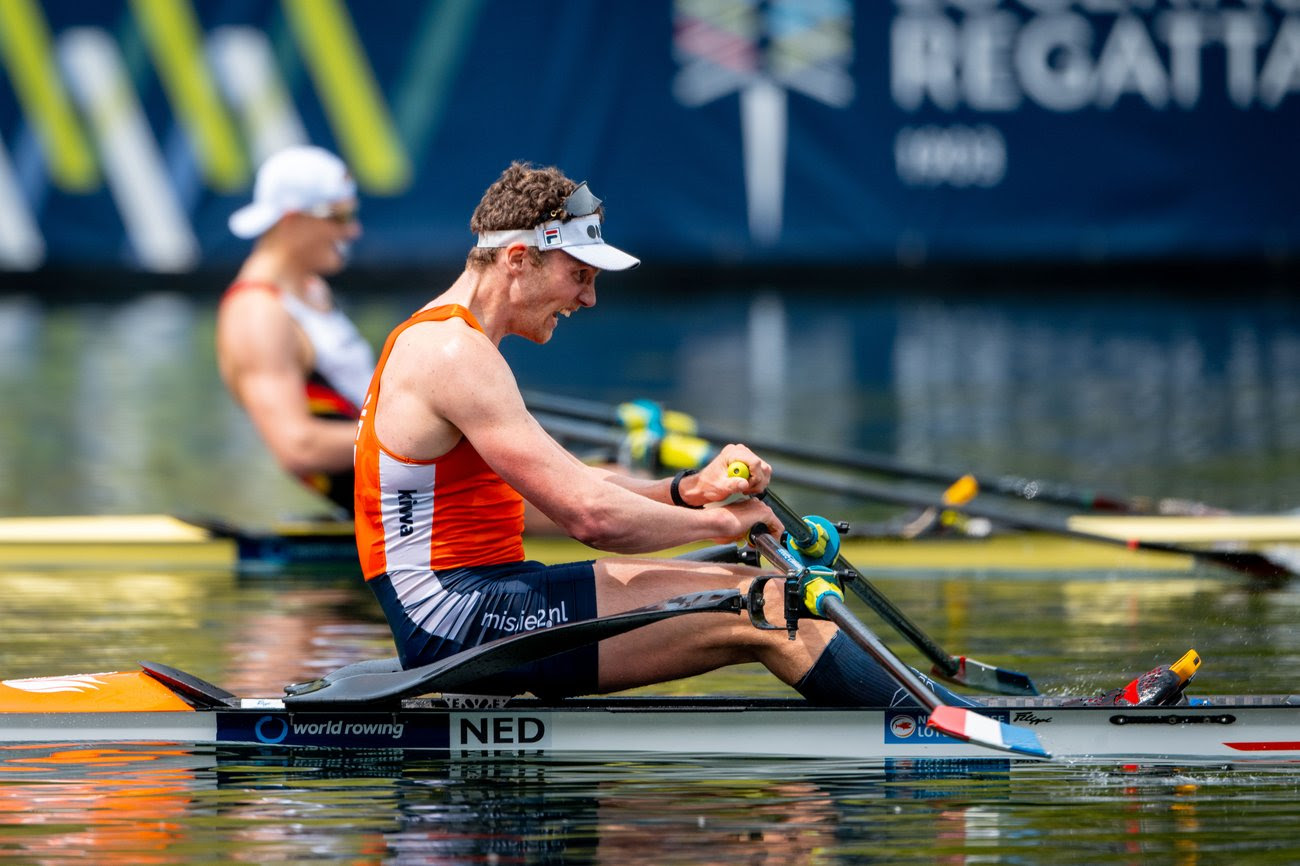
[{"xmin": 942, "ymin": 473, "xmax": 980, "ymax": 506}]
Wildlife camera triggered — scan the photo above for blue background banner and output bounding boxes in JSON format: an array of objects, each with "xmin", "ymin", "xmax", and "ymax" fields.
[{"xmin": 2, "ymin": 0, "xmax": 1298, "ymax": 273}]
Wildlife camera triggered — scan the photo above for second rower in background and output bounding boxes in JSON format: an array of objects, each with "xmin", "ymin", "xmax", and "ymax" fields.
[{"xmin": 217, "ymin": 145, "xmax": 373, "ymax": 516}]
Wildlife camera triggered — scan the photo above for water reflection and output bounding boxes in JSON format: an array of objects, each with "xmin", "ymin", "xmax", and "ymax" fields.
[
  {"xmin": 3, "ymin": 744, "xmax": 1300, "ymax": 865},
  {"xmin": 894, "ymin": 298, "xmax": 1300, "ymax": 510},
  {"xmin": 0, "ymin": 744, "xmax": 203, "ymax": 864},
  {"xmin": 0, "ymin": 568, "xmax": 392, "ymax": 689}
]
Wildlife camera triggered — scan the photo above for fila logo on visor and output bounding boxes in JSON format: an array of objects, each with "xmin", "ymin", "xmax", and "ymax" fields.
[{"xmin": 543, "ymin": 228, "xmax": 562, "ymax": 246}]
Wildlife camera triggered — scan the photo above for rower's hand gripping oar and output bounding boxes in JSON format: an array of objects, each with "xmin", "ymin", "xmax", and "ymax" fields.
[
  {"xmin": 728, "ymin": 462, "xmax": 1039, "ymax": 697},
  {"xmin": 744, "ymin": 524, "xmax": 1049, "ymax": 759}
]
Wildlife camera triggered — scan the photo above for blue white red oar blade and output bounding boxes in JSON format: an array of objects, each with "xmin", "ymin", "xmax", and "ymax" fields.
[{"xmin": 927, "ymin": 705, "xmax": 1051, "ymax": 759}]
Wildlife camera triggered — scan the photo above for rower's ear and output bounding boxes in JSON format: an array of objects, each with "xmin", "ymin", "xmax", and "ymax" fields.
[{"xmin": 503, "ymin": 242, "xmax": 531, "ymax": 273}]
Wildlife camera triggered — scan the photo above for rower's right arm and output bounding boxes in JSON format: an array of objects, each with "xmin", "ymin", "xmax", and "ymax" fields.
[
  {"xmin": 374, "ymin": 319, "xmax": 779, "ymax": 552},
  {"xmin": 215, "ymin": 289, "xmax": 357, "ymax": 475}
]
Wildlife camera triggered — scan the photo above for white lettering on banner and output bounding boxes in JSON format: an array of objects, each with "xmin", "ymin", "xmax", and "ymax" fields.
[
  {"xmin": 891, "ymin": 2, "xmax": 1300, "ymax": 188},
  {"xmin": 895, "ymin": 125, "xmax": 1007, "ymax": 186},
  {"xmin": 892, "ymin": 6, "xmax": 1300, "ymax": 113}
]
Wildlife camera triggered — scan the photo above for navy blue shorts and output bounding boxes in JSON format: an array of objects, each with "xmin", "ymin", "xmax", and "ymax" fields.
[{"xmin": 368, "ymin": 560, "xmax": 599, "ymax": 699}]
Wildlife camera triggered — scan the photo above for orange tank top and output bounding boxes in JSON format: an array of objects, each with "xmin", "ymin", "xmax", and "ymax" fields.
[{"xmin": 354, "ymin": 304, "xmax": 525, "ymax": 579}]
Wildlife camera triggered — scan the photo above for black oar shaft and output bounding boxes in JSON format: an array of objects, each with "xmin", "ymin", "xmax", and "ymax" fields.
[
  {"xmin": 531, "ymin": 407, "xmax": 1288, "ymax": 580},
  {"xmin": 522, "ymin": 390, "xmax": 1186, "ymax": 515},
  {"xmin": 772, "ymin": 462, "xmax": 1293, "ymax": 581},
  {"xmin": 746, "ymin": 529, "xmax": 937, "ymax": 711},
  {"xmin": 748, "ymin": 533, "xmax": 941, "ymax": 707},
  {"xmin": 532, "ymin": 410, "xmax": 1040, "ymax": 692},
  {"xmin": 757, "ymin": 487, "xmax": 961, "ymax": 679},
  {"xmin": 821, "ymin": 596, "xmax": 941, "ymax": 712}
]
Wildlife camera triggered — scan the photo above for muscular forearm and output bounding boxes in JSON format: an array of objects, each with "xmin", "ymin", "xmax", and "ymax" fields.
[
  {"xmin": 552, "ymin": 468, "xmax": 778, "ymax": 554},
  {"xmin": 565, "ymin": 496, "xmax": 762, "ymax": 554},
  {"xmin": 592, "ymin": 468, "xmax": 676, "ymax": 505}
]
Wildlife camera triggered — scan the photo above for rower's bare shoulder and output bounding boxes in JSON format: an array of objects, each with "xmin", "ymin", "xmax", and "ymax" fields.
[
  {"xmin": 216, "ymin": 291, "xmax": 300, "ymax": 376},
  {"xmin": 393, "ymin": 317, "xmax": 507, "ymax": 374}
]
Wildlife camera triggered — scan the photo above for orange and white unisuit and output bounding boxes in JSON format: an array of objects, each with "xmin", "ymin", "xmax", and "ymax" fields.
[{"xmin": 353, "ymin": 304, "xmax": 525, "ymax": 579}]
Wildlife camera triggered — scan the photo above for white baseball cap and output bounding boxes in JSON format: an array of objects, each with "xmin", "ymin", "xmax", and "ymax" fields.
[
  {"xmin": 474, "ymin": 181, "xmax": 639, "ymax": 271},
  {"xmin": 229, "ymin": 146, "xmax": 357, "ymax": 239}
]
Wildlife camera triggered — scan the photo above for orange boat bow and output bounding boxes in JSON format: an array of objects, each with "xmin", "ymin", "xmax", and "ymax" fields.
[{"xmin": 0, "ymin": 671, "xmax": 195, "ymax": 712}]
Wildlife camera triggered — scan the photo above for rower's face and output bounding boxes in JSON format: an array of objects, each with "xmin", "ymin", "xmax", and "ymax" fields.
[
  {"xmin": 289, "ymin": 198, "xmax": 362, "ymax": 275},
  {"xmin": 523, "ymin": 250, "xmax": 598, "ymax": 344}
]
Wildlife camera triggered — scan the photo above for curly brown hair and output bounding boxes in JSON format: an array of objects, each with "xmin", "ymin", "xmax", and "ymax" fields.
[{"xmin": 466, "ymin": 161, "xmax": 603, "ymax": 269}]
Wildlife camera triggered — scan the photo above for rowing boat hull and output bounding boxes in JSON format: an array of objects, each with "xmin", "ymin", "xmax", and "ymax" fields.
[{"xmin": 2, "ymin": 695, "xmax": 1297, "ymax": 763}]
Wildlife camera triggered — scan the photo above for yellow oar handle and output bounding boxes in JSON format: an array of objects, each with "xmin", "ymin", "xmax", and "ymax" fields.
[{"xmin": 727, "ymin": 461, "xmax": 750, "ymax": 480}]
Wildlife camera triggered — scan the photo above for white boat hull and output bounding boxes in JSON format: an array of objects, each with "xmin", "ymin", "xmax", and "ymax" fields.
[{"xmin": 2, "ymin": 697, "xmax": 1297, "ymax": 763}]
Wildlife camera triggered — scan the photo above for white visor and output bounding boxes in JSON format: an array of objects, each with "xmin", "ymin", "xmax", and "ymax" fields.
[{"xmin": 476, "ymin": 213, "xmax": 639, "ymax": 271}]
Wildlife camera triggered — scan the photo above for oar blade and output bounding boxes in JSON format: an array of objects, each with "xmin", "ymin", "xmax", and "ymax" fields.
[
  {"xmin": 932, "ymin": 657, "xmax": 1039, "ymax": 697},
  {"xmin": 927, "ymin": 705, "xmax": 1050, "ymax": 759}
]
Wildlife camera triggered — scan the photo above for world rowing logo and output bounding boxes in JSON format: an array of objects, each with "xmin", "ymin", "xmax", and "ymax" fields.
[
  {"xmin": 255, "ymin": 715, "xmax": 290, "ymax": 744},
  {"xmin": 1, "ymin": 674, "xmax": 107, "ymax": 694}
]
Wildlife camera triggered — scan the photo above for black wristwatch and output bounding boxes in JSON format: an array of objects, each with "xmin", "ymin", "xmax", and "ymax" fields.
[{"xmin": 670, "ymin": 468, "xmax": 702, "ymax": 508}]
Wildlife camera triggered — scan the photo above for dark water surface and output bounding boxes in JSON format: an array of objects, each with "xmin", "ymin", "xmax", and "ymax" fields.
[
  {"xmin": 2, "ymin": 285, "xmax": 1300, "ymax": 862},
  {"xmin": 3, "ymin": 284, "xmax": 1300, "ymax": 520}
]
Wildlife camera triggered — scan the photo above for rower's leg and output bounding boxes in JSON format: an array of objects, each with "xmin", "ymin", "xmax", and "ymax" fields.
[
  {"xmin": 593, "ymin": 558, "xmax": 977, "ymax": 708},
  {"xmin": 593, "ymin": 558, "xmax": 832, "ymax": 691},
  {"xmin": 793, "ymin": 631, "xmax": 978, "ymax": 708}
]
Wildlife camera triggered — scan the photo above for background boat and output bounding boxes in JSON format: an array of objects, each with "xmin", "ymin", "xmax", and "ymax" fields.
[{"xmin": 5, "ymin": 511, "xmax": 1297, "ymax": 574}]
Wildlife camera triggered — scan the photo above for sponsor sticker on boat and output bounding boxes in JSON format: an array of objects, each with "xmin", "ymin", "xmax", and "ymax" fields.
[
  {"xmin": 217, "ymin": 712, "xmax": 451, "ymax": 749},
  {"xmin": 885, "ymin": 709, "xmax": 1010, "ymax": 745}
]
